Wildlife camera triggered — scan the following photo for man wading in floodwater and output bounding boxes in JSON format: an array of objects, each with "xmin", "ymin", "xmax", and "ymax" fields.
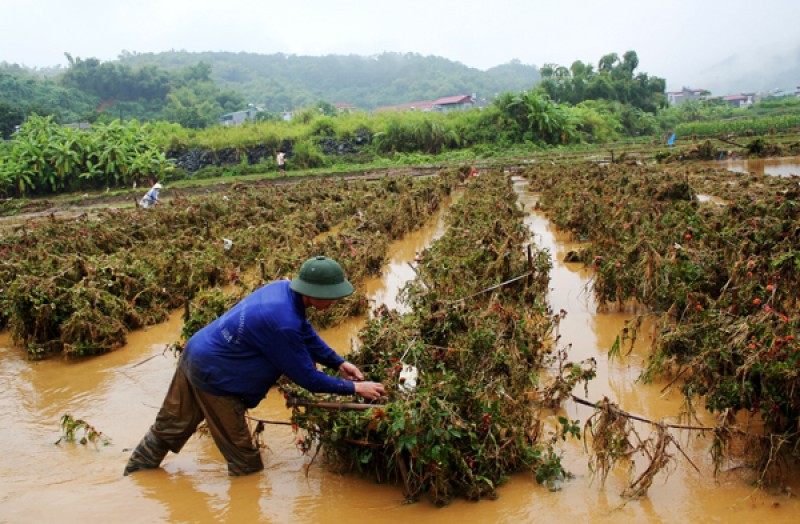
[{"xmin": 124, "ymin": 256, "xmax": 385, "ymax": 476}]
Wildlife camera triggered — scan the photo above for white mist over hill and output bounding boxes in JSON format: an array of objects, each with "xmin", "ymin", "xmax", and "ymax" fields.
[{"xmin": 683, "ymin": 43, "xmax": 800, "ymax": 96}]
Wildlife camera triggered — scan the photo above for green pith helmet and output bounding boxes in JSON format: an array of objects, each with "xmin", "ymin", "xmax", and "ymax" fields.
[{"xmin": 290, "ymin": 256, "xmax": 354, "ymax": 299}]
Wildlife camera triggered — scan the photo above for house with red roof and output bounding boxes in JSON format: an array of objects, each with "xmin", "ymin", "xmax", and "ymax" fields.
[
  {"xmin": 373, "ymin": 94, "xmax": 477, "ymax": 114},
  {"xmin": 721, "ymin": 94, "xmax": 755, "ymax": 108},
  {"xmin": 432, "ymin": 95, "xmax": 475, "ymax": 112}
]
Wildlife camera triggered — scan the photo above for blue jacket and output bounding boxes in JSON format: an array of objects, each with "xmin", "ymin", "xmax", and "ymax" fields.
[{"xmin": 181, "ymin": 280, "xmax": 354, "ymax": 408}]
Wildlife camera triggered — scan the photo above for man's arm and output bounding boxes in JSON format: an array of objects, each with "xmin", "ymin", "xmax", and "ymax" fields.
[{"xmin": 267, "ymin": 327, "xmax": 354, "ymax": 395}]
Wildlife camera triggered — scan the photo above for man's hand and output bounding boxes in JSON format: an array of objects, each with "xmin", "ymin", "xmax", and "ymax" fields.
[
  {"xmin": 354, "ymin": 381, "xmax": 386, "ymax": 401},
  {"xmin": 340, "ymin": 362, "xmax": 385, "ymax": 401},
  {"xmin": 339, "ymin": 361, "xmax": 364, "ymax": 381}
]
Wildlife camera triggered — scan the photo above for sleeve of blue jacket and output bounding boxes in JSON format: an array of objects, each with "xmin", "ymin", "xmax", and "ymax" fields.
[{"xmin": 265, "ymin": 325, "xmax": 352, "ymax": 394}]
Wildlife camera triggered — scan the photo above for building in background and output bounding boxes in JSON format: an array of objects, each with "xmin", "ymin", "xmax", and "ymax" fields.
[
  {"xmin": 666, "ymin": 88, "xmax": 709, "ymax": 106},
  {"xmin": 721, "ymin": 93, "xmax": 756, "ymax": 108},
  {"xmin": 432, "ymin": 94, "xmax": 476, "ymax": 113},
  {"xmin": 219, "ymin": 106, "xmax": 262, "ymax": 126}
]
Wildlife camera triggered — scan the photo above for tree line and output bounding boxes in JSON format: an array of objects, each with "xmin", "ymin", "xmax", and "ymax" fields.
[
  {"xmin": 0, "ymin": 57, "xmax": 246, "ymax": 134},
  {"xmin": 0, "ymin": 51, "xmax": 541, "ymax": 136}
]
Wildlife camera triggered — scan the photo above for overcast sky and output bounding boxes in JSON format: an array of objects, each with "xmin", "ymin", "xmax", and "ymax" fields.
[{"xmin": 3, "ymin": 0, "xmax": 799, "ymax": 92}]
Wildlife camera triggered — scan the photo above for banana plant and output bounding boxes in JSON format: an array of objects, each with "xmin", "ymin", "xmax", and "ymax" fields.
[{"xmin": 50, "ymin": 131, "xmax": 84, "ymax": 192}]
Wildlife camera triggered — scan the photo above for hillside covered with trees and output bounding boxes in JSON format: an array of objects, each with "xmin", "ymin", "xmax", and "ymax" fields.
[
  {"xmin": 0, "ymin": 51, "xmax": 540, "ymax": 134},
  {"xmin": 115, "ymin": 50, "xmax": 541, "ymax": 110}
]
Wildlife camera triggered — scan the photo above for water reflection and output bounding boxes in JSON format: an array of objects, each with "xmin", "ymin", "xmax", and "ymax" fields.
[{"xmin": 717, "ymin": 156, "xmax": 800, "ymax": 177}]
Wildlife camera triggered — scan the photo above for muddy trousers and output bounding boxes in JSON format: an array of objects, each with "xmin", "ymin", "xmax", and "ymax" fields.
[{"xmin": 124, "ymin": 366, "xmax": 263, "ymax": 476}]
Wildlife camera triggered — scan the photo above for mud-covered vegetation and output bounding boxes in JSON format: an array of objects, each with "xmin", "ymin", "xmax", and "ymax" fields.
[
  {"xmin": 280, "ymin": 171, "xmax": 594, "ymax": 505},
  {"xmin": 0, "ymin": 173, "xmax": 456, "ymax": 357},
  {"xmin": 523, "ymin": 161, "xmax": 800, "ymax": 485},
  {"xmin": 2, "ymin": 152, "xmax": 799, "ymax": 502}
]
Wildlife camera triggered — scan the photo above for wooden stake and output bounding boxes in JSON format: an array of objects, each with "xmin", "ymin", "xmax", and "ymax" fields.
[{"xmin": 286, "ymin": 396, "xmax": 385, "ymax": 411}]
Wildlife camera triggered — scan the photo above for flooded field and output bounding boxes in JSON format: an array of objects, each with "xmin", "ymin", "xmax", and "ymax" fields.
[
  {"xmin": 1, "ymin": 179, "xmax": 798, "ymax": 523},
  {"xmin": 717, "ymin": 156, "xmax": 800, "ymax": 177}
]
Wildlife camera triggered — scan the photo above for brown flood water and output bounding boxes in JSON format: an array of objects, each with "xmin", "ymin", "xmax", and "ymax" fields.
[
  {"xmin": 716, "ymin": 156, "xmax": 800, "ymax": 178},
  {"xmin": 1, "ymin": 182, "xmax": 799, "ymax": 524}
]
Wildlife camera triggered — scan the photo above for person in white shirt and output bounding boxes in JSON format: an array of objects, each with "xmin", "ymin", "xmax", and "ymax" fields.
[{"xmin": 140, "ymin": 183, "xmax": 162, "ymax": 209}]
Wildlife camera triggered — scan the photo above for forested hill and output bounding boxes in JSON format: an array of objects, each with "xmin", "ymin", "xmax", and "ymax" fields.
[{"xmin": 115, "ymin": 50, "xmax": 541, "ymax": 110}]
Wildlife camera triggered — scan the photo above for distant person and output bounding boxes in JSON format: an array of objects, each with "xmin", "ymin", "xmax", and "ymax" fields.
[
  {"xmin": 139, "ymin": 182, "xmax": 162, "ymax": 209},
  {"xmin": 276, "ymin": 151, "xmax": 286, "ymax": 175},
  {"xmin": 123, "ymin": 255, "xmax": 386, "ymax": 477},
  {"xmin": 667, "ymin": 131, "xmax": 676, "ymax": 148}
]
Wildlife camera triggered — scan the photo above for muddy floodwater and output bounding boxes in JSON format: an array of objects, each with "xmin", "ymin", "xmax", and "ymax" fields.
[
  {"xmin": 717, "ymin": 156, "xmax": 800, "ymax": 178},
  {"xmin": 2, "ymin": 181, "xmax": 799, "ymax": 524}
]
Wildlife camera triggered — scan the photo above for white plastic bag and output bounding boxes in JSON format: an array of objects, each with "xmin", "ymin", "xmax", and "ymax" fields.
[{"xmin": 398, "ymin": 364, "xmax": 418, "ymax": 392}]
